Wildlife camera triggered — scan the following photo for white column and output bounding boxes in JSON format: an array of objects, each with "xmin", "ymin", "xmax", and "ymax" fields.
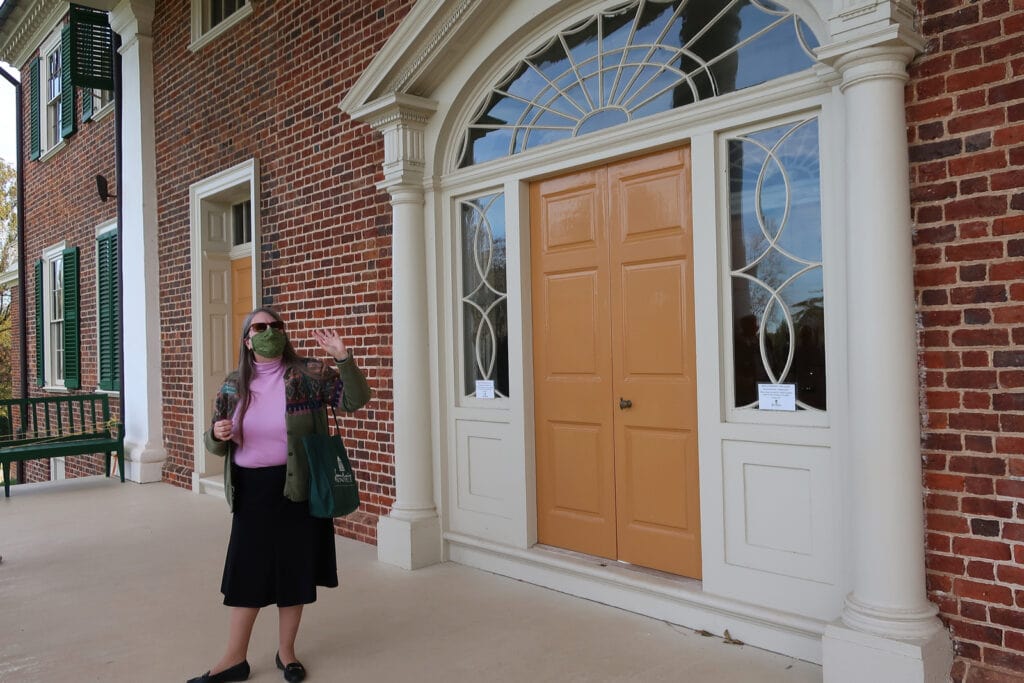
[
  {"xmin": 819, "ymin": 34, "xmax": 953, "ymax": 683},
  {"xmin": 352, "ymin": 94, "xmax": 441, "ymax": 569},
  {"xmin": 110, "ymin": 0, "xmax": 165, "ymax": 483}
]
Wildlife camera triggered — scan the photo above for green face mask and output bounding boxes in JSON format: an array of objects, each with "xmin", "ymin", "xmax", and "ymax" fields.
[{"xmin": 250, "ymin": 328, "xmax": 287, "ymax": 359}]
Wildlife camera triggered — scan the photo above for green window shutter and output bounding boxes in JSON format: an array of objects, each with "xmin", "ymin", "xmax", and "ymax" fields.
[
  {"xmin": 82, "ymin": 88, "xmax": 93, "ymax": 122},
  {"xmin": 29, "ymin": 59, "xmax": 40, "ymax": 160},
  {"xmin": 60, "ymin": 25, "xmax": 76, "ymax": 139},
  {"xmin": 69, "ymin": 4, "xmax": 114, "ymax": 90},
  {"xmin": 97, "ymin": 232, "xmax": 119, "ymax": 391},
  {"xmin": 62, "ymin": 247, "xmax": 80, "ymax": 390},
  {"xmin": 34, "ymin": 259, "xmax": 44, "ymax": 386}
]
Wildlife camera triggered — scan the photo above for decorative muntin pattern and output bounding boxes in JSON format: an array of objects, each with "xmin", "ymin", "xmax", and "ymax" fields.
[
  {"xmin": 458, "ymin": 0, "xmax": 818, "ymax": 167},
  {"xmin": 460, "ymin": 193, "xmax": 509, "ymax": 398},
  {"xmin": 728, "ymin": 117, "xmax": 825, "ymax": 411}
]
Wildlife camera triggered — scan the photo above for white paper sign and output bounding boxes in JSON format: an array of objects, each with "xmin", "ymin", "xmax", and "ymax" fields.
[
  {"xmin": 475, "ymin": 380, "xmax": 495, "ymax": 399},
  {"xmin": 758, "ymin": 383, "xmax": 796, "ymax": 411}
]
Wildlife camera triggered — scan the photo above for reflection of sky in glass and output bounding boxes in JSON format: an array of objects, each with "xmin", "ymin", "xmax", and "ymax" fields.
[
  {"xmin": 461, "ymin": 193, "xmax": 509, "ymax": 398},
  {"xmin": 731, "ymin": 120, "xmax": 821, "ymax": 269},
  {"xmin": 728, "ymin": 118, "xmax": 826, "ymax": 410},
  {"xmin": 458, "ymin": 0, "xmax": 819, "ymax": 167}
]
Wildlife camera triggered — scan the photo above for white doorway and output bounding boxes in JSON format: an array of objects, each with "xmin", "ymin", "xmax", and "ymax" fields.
[{"xmin": 189, "ymin": 159, "xmax": 261, "ymax": 494}]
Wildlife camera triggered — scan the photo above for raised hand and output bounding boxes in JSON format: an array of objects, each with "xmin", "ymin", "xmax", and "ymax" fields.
[{"xmin": 312, "ymin": 328, "xmax": 349, "ymax": 360}]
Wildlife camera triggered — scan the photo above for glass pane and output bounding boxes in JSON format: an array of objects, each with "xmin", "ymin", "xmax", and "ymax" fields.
[
  {"xmin": 460, "ymin": 193, "xmax": 509, "ymax": 398},
  {"xmin": 232, "ymin": 200, "xmax": 252, "ymax": 246},
  {"xmin": 48, "ymin": 51, "xmax": 61, "ymax": 100},
  {"xmin": 728, "ymin": 118, "xmax": 825, "ymax": 411},
  {"xmin": 460, "ymin": 0, "xmax": 818, "ymax": 167}
]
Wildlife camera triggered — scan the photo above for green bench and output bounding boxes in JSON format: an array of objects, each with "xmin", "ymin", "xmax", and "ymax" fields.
[{"xmin": 0, "ymin": 394, "xmax": 125, "ymax": 498}]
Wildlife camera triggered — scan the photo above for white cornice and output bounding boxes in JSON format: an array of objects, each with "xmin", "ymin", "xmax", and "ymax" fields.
[
  {"xmin": 1, "ymin": 0, "xmax": 67, "ymax": 69},
  {"xmin": 340, "ymin": 0, "xmax": 511, "ymax": 115},
  {"xmin": 0, "ymin": 0, "xmax": 120, "ymax": 69}
]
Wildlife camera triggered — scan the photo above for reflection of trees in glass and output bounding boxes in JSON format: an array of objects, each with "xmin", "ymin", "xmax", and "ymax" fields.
[
  {"xmin": 728, "ymin": 118, "xmax": 825, "ymax": 411},
  {"xmin": 459, "ymin": 0, "xmax": 818, "ymax": 167},
  {"xmin": 461, "ymin": 194, "xmax": 509, "ymax": 398}
]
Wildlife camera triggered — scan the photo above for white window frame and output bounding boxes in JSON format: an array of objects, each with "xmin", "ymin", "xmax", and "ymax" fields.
[
  {"xmin": 41, "ymin": 242, "xmax": 67, "ymax": 390},
  {"xmin": 38, "ymin": 27, "xmax": 66, "ymax": 160},
  {"xmin": 88, "ymin": 89, "xmax": 115, "ymax": 121},
  {"xmin": 718, "ymin": 111, "xmax": 833, "ymax": 429},
  {"xmin": 189, "ymin": 0, "xmax": 253, "ymax": 52}
]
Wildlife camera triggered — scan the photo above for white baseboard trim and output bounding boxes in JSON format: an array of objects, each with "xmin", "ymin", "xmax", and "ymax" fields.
[
  {"xmin": 445, "ymin": 532, "xmax": 826, "ymax": 664},
  {"xmin": 195, "ymin": 473, "xmax": 225, "ymax": 498}
]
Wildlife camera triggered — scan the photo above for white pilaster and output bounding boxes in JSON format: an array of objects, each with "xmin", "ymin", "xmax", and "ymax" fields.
[
  {"xmin": 352, "ymin": 93, "xmax": 442, "ymax": 570},
  {"xmin": 818, "ymin": 30, "xmax": 952, "ymax": 683},
  {"xmin": 110, "ymin": 0, "xmax": 165, "ymax": 483}
]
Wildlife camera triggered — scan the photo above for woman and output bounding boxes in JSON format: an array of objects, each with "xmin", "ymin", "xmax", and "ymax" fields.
[{"xmin": 189, "ymin": 307, "xmax": 371, "ymax": 683}]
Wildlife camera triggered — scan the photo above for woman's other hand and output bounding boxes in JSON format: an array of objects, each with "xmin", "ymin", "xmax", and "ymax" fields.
[
  {"xmin": 313, "ymin": 329, "xmax": 349, "ymax": 360},
  {"xmin": 213, "ymin": 419, "xmax": 233, "ymax": 441}
]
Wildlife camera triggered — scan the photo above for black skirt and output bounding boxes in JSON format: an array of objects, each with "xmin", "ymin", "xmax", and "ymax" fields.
[{"xmin": 221, "ymin": 464, "xmax": 338, "ymax": 608}]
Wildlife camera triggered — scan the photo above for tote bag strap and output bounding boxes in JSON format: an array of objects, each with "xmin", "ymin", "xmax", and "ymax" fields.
[{"xmin": 329, "ymin": 405, "xmax": 342, "ymax": 435}]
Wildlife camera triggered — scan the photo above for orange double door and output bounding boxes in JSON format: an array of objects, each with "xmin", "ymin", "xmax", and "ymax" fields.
[{"xmin": 531, "ymin": 146, "xmax": 701, "ymax": 579}]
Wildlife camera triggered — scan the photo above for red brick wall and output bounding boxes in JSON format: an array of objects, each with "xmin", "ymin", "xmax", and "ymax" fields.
[
  {"xmin": 910, "ymin": 0, "xmax": 1024, "ymax": 680},
  {"xmin": 15, "ymin": 21, "xmax": 120, "ymax": 485},
  {"xmin": 153, "ymin": 0, "xmax": 414, "ymax": 542}
]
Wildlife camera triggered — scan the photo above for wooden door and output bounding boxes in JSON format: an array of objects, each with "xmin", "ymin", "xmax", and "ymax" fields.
[
  {"xmin": 532, "ymin": 147, "xmax": 701, "ymax": 578},
  {"xmin": 608, "ymin": 148, "xmax": 701, "ymax": 578},
  {"xmin": 231, "ymin": 256, "xmax": 252, "ymax": 348},
  {"xmin": 531, "ymin": 168, "xmax": 617, "ymax": 559}
]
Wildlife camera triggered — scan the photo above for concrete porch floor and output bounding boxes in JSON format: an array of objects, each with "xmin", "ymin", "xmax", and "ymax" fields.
[{"xmin": 1, "ymin": 477, "xmax": 823, "ymax": 682}]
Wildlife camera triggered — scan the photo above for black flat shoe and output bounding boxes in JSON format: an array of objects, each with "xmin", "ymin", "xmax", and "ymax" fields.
[
  {"xmin": 186, "ymin": 659, "xmax": 250, "ymax": 683},
  {"xmin": 276, "ymin": 652, "xmax": 307, "ymax": 682}
]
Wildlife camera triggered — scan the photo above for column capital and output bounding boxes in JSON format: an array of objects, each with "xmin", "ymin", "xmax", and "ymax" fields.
[
  {"xmin": 350, "ymin": 92, "xmax": 437, "ymax": 188},
  {"xmin": 817, "ymin": 24, "xmax": 922, "ymax": 92},
  {"xmin": 110, "ymin": 0, "xmax": 155, "ymax": 40}
]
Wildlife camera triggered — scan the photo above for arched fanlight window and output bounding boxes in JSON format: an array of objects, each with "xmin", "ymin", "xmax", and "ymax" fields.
[{"xmin": 457, "ymin": 0, "xmax": 819, "ymax": 167}]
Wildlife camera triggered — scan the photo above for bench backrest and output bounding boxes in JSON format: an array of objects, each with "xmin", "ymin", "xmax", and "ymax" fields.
[{"xmin": 0, "ymin": 395, "xmax": 119, "ymax": 447}]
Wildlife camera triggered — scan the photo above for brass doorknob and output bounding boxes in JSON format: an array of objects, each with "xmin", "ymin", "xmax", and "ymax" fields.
[{"xmin": 619, "ymin": 397, "xmax": 632, "ymax": 409}]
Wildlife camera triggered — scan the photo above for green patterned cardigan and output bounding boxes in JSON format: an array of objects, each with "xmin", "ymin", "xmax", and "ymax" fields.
[{"xmin": 204, "ymin": 354, "xmax": 371, "ymax": 511}]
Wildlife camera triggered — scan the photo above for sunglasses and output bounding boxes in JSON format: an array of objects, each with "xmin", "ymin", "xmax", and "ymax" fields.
[{"xmin": 249, "ymin": 321, "xmax": 285, "ymax": 333}]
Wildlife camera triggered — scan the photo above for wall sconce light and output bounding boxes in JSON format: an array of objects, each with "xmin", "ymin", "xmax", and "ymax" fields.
[{"xmin": 96, "ymin": 174, "xmax": 116, "ymax": 202}]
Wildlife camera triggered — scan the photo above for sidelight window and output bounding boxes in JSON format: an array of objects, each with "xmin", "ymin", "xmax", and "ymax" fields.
[
  {"xmin": 460, "ymin": 193, "xmax": 509, "ymax": 399},
  {"xmin": 727, "ymin": 117, "xmax": 825, "ymax": 411}
]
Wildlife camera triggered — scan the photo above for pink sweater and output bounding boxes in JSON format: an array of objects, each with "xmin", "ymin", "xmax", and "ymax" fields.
[{"xmin": 230, "ymin": 359, "xmax": 288, "ymax": 468}]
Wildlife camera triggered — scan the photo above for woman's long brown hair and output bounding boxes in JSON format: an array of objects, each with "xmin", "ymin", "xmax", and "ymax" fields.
[{"xmin": 233, "ymin": 307, "xmax": 304, "ymax": 445}]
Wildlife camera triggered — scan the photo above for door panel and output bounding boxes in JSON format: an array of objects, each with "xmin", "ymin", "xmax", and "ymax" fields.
[
  {"xmin": 202, "ymin": 217, "xmax": 232, "ymax": 478},
  {"xmin": 532, "ymin": 170, "xmax": 617, "ymax": 559},
  {"xmin": 231, "ymin": 256, "xmax": 253, "ymax": 346},
  {"xmin": 609, "ymin": 147, "xmax": 700, "ymax": 578},
  {"xmin": 532, "ymin": 146, "xmax": 701, "ymax": 578}
]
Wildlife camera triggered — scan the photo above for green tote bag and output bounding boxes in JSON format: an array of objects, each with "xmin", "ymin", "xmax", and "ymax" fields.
[{"xmin": 304, "ymin": 406, "xmax": 360, "ymax": 519}]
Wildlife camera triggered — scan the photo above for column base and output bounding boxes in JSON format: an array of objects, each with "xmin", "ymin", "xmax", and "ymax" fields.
[
  {"xmin": 822, "ymin": 620, "xmax": 953, "ymax": 683},
  {"xmin": 125, "ymin": 443, "xmax": 166, "ymax": 483},
  {"xmin": 377, "ymin": 514, "xmax": 442, "ymax": 570}
]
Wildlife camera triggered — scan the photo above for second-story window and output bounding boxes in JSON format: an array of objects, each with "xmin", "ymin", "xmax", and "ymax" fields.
[
  {"xmin": 191, "ymin": 0, "xmax": 252, "ymax": 48},
  {"xmin": 46, "ymin": 49, "xmax": 61, "ymax": 147},
  {"xmin": 210, "ymin": 0, "xmax": 245, "ymax": 30}
]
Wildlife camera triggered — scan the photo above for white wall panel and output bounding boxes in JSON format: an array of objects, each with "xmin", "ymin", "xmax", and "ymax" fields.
[
  {"xmin": 448, "ymin": 419, "xmax": 520, "ymax": 544},
  {"xmin": 723, "ymin": 440, "xmax": 834, "ymax": 584}
]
